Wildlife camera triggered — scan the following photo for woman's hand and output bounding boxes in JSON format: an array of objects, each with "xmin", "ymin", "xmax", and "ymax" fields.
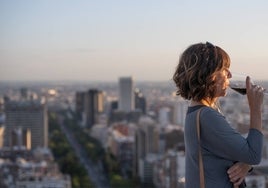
[
  {"xmin": 246, "ymin": 76, "xmax": 264, "ymax": 132},
  {"xmin": 246, "ymin": 76, "xmax": 264, "ymax": 112},
  {"xmin": 227, "ymin": 162, "xmax": 251, "ymax": 187}
]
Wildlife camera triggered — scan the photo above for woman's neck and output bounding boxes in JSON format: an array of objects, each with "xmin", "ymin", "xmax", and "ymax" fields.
[
  {"xmin": 190, "ymin": 98, "xmax": 215, "ymax": 107},
  {"xmin": 190, "ymin": 98, "xmax": 222, "ymax": 113}
]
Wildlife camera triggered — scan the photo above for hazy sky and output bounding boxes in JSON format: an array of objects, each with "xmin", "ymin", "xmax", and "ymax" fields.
[{"xmin": 1, "ymin": 0, "xmax": 268, "ymax": 82}]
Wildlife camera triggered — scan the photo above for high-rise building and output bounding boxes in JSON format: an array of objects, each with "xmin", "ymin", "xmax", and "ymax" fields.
[
  {"xmin": 84, "ymin": 89, "xmax": 104, "ymax": 128},
  {"xmin": 75, "ymin": 89, "xmax": 104, "ymax": 128},
  {"xmin": 75, "ymin": 91, "xmax": 86, "ymax": 120},
  {"xmin": 119, "ymin": 77, "xmax": 134, "ymax": 112},
  {"xmin": 135, "ymin": 88, "xmax": 146, "ymax": 114},
  {"xmin": 4, "ymin": 99, "xmax": 48, "ymax": 149}
]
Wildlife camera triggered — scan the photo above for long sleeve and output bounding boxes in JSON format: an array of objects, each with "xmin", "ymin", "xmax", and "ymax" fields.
[{"xmin": 200, "ymin": 107, "xmax": 263, "ymax": 165}]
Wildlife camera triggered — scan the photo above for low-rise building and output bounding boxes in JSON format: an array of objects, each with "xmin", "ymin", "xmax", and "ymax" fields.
[{"xmin": 0, "ymin": 148, "xmax": 71, "ymax": 188}]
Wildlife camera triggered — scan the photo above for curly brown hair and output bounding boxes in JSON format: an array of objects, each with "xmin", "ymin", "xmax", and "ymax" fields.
[{"xmin": 173, "ymin": 42, "xmax": 230, "ymax": 101}]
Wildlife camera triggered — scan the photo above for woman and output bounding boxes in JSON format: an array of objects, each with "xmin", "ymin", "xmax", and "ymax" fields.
[{"xmin": 173, "ymin": 42, "xmax": 264, "ymax": 187}]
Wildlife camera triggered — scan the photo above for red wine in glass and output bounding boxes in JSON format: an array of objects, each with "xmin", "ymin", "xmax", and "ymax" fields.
[
  {"xmin": 230, "ymin": 87, "xmax": 247, "ymax": 95},
  {"xmin": 229, "ymin": 73, "xmax": 267, "ymax": 95},
  {"xmin": 229, "ymin": 73, "xmax": 247, "ymax": 95}
]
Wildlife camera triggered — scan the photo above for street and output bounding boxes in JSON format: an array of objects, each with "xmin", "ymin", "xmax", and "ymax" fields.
[{"xmin": 58, "ymin": 116, "xmax": 110, "ymax": 188}]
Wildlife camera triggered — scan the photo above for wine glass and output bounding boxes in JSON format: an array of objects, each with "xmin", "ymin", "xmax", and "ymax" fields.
[
  {"xmin": 229, "ymin": 73, "xmax": 268, "ymax": 95},
  {"xmin": 229, "ymin": 73, "xmax": 248, "ymax": 95}
]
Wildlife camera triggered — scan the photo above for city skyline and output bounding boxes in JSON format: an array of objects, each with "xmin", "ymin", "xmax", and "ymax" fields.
[{"xmin": 1, "ymin": 0, "xmax": 268, "ymax": 82}]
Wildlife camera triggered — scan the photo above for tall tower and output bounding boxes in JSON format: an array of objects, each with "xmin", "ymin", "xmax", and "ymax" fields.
[
  {"xmin": 4, "ymin": 99, "xmax": 48, "ymax": 149},
  {"xmin": 75, "ymin": 91, "xmax": 85, "ymax": 121},
  {"xmin": 119, "ymin": 77, "xmax": 134, "ymax": 112},
  {"xmin": 135, "ymin": 88, "xmax": 146, "ymax": 114},
  {"xmin": 84, "ymin": 89, "xmax": 104, "ymax": 128}
]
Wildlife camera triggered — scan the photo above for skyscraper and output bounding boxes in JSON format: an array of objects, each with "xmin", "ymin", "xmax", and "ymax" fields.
[
  {"xmin": 75, "ymin": 91, "xmax": 85, "ymax": 121},
  {"xmin": 135, "ymin": 88, "xmax": 146, "ymax": 114},
  {"xmin": 84, "ymin": 89, "xmax": 104, "ymax": 128},
  {"xmin": 119, "ymin": 77, "xmax": 134, "ymax": 112},
  {"xmin": 4, "ymin": 99, "xmax": 48, "ymax": 149}
]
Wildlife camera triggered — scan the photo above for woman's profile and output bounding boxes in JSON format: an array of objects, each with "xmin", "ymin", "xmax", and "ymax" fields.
[{"xmin": 173, "ymin": 42, "xmax": 264, "ymax": 187}]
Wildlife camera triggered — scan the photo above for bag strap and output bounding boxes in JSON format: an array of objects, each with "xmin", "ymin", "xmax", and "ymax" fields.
[{"xmin": 196, "ymin": 107, "xmax": 205, "ymax": 188}]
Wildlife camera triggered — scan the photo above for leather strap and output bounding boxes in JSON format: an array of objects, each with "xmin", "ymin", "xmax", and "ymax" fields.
[{"xmin": 196, "ymin": 108, "xmax": 205, "ymax": 188}]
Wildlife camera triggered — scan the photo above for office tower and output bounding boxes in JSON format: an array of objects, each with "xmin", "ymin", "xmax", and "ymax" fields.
[
  {"xmin": 75, "ymin": 91, "xmax": 85, "ymax": 120},
  {"xmin": 135, "ymin": 88, "xmax": 146, "ymax": 114},
  {"xmin": 84, "ymin": 89, "xmax": 104, "ymax": 128},
  {"xmin": 119, "ymin": 77, "xmax": 134, "ymax": 112},
  {"xmin": 4, "ymin": 99, "xmax": 48, "ymax": 149}
]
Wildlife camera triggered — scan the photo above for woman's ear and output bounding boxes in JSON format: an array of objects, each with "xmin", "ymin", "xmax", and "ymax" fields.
[{"xmin": 211, "ymin": 72, "xmax": 217, "ymax": 82}]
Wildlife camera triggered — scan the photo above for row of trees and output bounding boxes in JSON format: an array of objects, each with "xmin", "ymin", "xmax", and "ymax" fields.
[
  {"xmin": 64, "ymin": 112, "xmax": 138, "ymax": 188},
  {"xmin": 48, "ymin": 112, "xmax": 94, "ymax": 188},
  {"xmin": 49, "ymin": 110, "xmax": 138, "ymax": 187}
]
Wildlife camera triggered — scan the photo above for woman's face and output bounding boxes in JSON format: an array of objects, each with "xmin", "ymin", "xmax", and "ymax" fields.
[{"xmin": 213, "ymin": 68, "xmax": 232, "ymax": 97}]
